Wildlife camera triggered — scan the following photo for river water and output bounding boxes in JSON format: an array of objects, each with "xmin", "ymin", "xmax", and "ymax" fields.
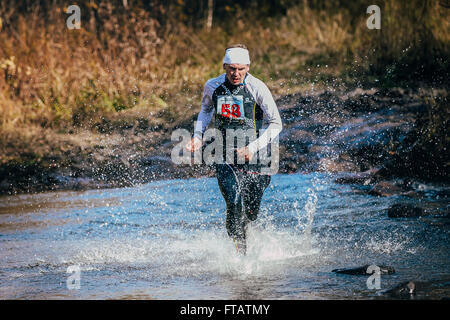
[{"xmin": 0, "ymin": 173, "xmax": 449, "ymax": 299}]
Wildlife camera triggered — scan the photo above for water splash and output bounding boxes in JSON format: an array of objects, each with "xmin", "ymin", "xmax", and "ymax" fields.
[
  {"xmin": 304, "ymin": 187, "xmax": 318, "ymax": 237},
  {"xmin": 2, "ymin": 173, "xmax": 448, "ymax": 299}
]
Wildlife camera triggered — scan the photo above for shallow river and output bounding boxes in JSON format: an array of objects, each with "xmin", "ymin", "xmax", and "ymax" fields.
[{"xmin": 0, "ymin": 173, "xmax": 449, "ymax": 299}]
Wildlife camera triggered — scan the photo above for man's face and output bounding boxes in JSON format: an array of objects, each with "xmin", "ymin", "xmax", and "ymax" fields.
[{"xmin": 224, "ymin": 63, "xmax": 249, "ymax": 85}]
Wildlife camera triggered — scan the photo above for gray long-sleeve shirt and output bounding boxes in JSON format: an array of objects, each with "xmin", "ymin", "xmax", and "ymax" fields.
[{"xmin": 194, "ymin": 73, "xmax": 283, "ymax": 155}]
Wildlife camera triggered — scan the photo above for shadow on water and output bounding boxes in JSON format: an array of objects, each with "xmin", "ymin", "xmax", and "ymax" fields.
[{"xmin": 0, "ymin": 173, "xmax": 449, "ymax": 299}]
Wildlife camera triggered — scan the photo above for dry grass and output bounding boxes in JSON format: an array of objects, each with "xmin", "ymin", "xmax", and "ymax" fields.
[{"xmin": 0, "ymin": 1, "xmax": 448, "ymax": 142}]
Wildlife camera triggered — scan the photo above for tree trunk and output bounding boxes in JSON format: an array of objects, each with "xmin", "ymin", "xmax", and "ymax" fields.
[{"xmin": 206, "ymin": 0, "xmax": 213, "ymax": 31}]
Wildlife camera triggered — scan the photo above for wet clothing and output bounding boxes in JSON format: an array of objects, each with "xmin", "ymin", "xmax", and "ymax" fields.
[
  {"xmin": 194, "ymin": 73, "xmax": 282, "ymax": 156},
  {"xmin": 194, "ymin": 73, "xmax": 282, "ymax": 253},
  {"xmin": 216, "ymin": 163, "xmax": 271, "ymax": 253},
  {"xmin": 213, "ymin": 76, "xmax": 264, "ymax": 172}
]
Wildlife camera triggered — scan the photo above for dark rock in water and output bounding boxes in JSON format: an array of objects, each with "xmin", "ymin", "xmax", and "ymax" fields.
[
  {"xmin": 383, "ymin": 278, "xmax": 450, "ymax": 299},
  {"xmin": 332, "ymin": 264, "xmax": 395, "ymax": 275},
  {"xmin": 383, "ymin": 281, "xmax": 416, "ymax": 298},
  {"xmin": 400, "ymin": 190, "xmax": 421, "ymax": 198},
  {"xmin": 316, "ymin": 158, "xmax": 358, "ymax": 173},
  {"xmin": 368, "ymin": 181, "xmax": 404, "ymax": 197},
  {"xmin": 334, "ymin": 169, "xmax": 379, "ymax": 185},
  {"xmin": 387, "ymin": 204, "xmax": 425, "ymax": 218}
]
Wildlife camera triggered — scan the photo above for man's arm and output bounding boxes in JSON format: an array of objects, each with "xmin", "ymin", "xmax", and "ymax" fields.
[
  {"xmin": 186, "ymin": 83, "xmax": 214, "ymax": 151},
  {"xmin": 246, "ymin": 81, "xmax": 283, "ymax": 155}
]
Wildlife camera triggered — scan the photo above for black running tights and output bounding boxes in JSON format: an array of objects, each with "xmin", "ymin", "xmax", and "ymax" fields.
[{"xmin": 216, "ymin": 164, "xmax": 271, "ymax": 245}]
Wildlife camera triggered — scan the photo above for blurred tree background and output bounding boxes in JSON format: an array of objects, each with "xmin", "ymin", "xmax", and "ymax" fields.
[{"xmin": 0, "ymin": 0, "xmax": 448, "ymax": 161}]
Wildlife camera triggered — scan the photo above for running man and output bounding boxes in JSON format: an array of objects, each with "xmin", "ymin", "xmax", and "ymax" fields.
[{"xmin": 185, "ymin": 44, "xmax": 283, "ymax": 254}]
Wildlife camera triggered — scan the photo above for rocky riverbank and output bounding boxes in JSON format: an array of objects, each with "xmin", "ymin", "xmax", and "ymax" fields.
[{"xmin": 0, "ymin": 86, "xmax": 448, "ymax": 198}]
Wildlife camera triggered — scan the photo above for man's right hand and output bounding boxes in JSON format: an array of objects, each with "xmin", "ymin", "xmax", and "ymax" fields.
[{"xmin": 185, "ymin": 136, "xmax": 202, "ymax": 152}]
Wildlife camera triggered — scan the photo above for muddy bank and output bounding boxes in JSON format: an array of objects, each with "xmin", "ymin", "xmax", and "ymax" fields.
[
  {"xmin": 0, "ymin": 86, "xmax": 448, "ymax": 195},
  {"xmin": 0, "ymin": 129, "xmax": 215, "ymax": 195}
]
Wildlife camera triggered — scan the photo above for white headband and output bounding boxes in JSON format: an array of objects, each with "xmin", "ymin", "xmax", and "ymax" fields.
[{"xmin": 223, "ymin": 47, "xmax": 251, "ymax": 65}]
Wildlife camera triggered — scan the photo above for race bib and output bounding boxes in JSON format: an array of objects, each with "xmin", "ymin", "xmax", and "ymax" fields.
[{"xmin": 217, "ymin": 95, "xmax": 245, "ymax": 120}]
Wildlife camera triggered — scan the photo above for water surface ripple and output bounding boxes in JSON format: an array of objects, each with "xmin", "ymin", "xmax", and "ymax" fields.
[{"xmin": 0, "ymin": 173, "xmax": 448, "ymax": 299}]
